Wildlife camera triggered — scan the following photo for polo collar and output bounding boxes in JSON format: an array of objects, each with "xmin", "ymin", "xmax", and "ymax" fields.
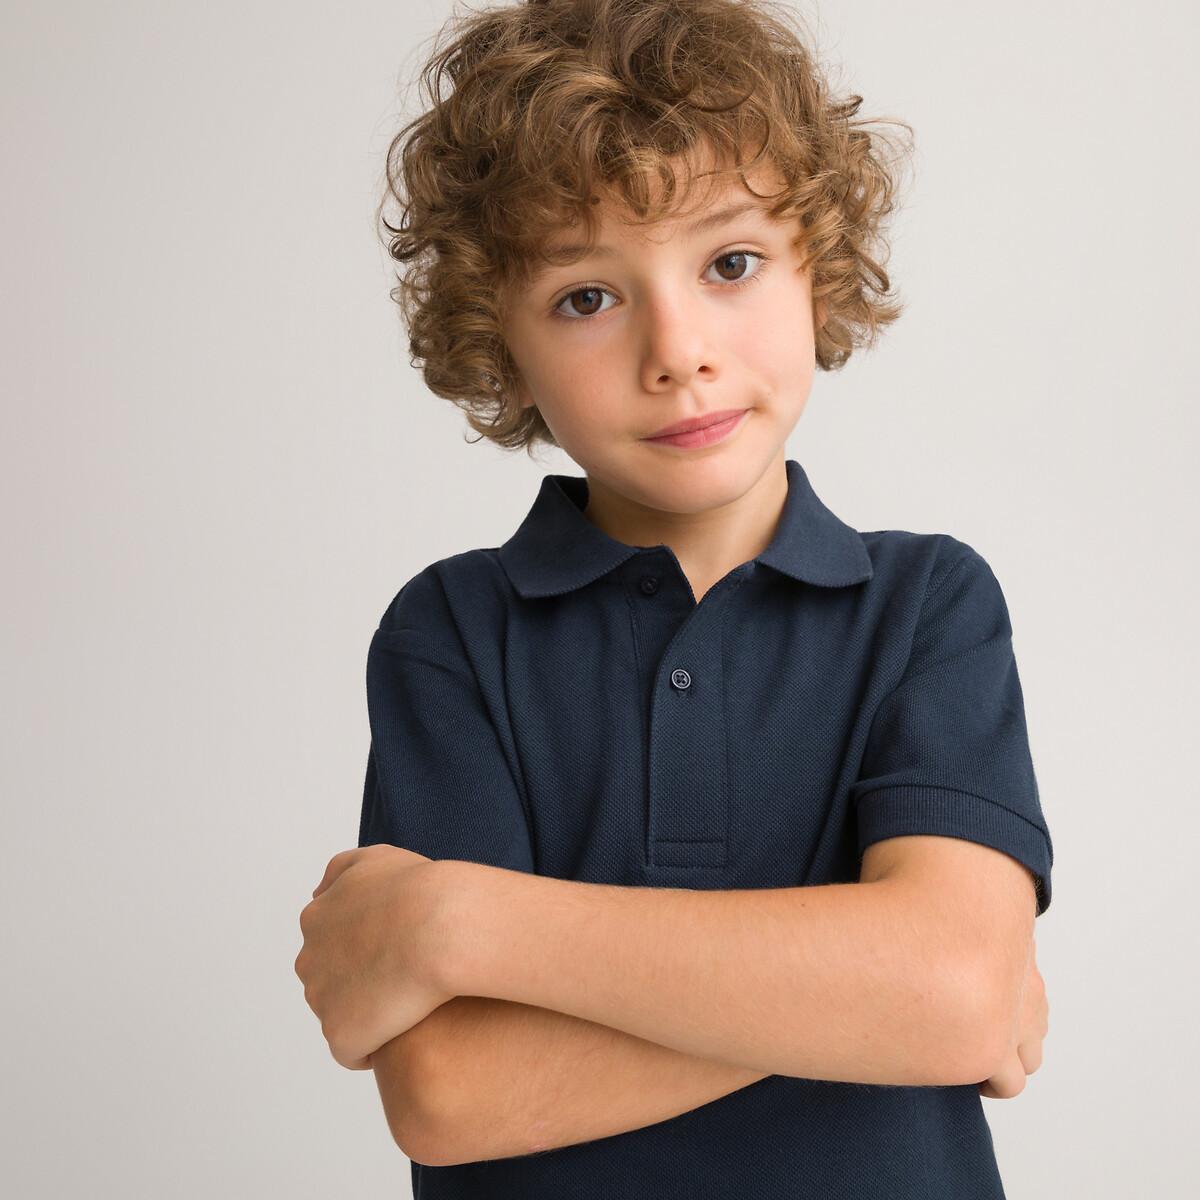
[{"xmin": 498, "ymin": 458, "xmax": 874, "ymax": 599}]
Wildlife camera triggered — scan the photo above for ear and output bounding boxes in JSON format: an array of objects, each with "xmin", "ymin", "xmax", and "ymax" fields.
[{"xmin": 513, "ymin": 375, "xmax": 536, "ymax": 411}]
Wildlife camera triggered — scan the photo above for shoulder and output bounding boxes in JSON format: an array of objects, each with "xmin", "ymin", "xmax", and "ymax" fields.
[
  {"xmin": 374, "ymin": 548, "xmax": 512, "ymax": 636},
  {"xmin": 858, "ymin": 532, "xmax": 1018, "ymax": 693},
  {"xmin": 858, "ymin": 527, "xmax": 985, "ymax": 579},
  {"xmin": 855, "ymin": 530, "xmax": 1014, "ymax": 662},
  {"xmin": 858, "ymin": 528, "xmax": 1001, "ymax": 601}
]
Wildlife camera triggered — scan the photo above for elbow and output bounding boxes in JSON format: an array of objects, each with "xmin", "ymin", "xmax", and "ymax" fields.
[
  {"xmin": 383, "ymin": 1065, "xmax": 535, "ymax": 1168},
  {"xmin": 394, "ymin": 1097, "xmax": 518, "ymax": 1169},
  {"xmin": 373, "ymin": 1008, "xmax": 521, "ymax": 1168},
  {"xmin": 385, "ymin": 1094, "xmax": 446, "ymax": 1168},
  {"xmin": 373, "ymin": 1040, "xmax": 455, "ymax": 1167},
  {"xmin": 395, "ymin": 1118, "xmax": 454, "ymax": 1169},
  {"xmin": 392, "ymin": 1102, "xmax": 487, "ymax": 1170},
  {"xmin": 379, "ymin": 1048, "xmax": 505, "ymax": 1169}
]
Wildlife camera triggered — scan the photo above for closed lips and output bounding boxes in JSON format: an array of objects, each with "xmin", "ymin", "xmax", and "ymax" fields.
[{"xmin": 646, "ymin": 409, "xmax": 745, "ymax": 438}]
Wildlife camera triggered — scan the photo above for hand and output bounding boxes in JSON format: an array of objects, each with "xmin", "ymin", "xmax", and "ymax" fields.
[
  {"xmin": 978, "ymin": 935, "xmax": 1048, "ymax": 1099},
  {"xmin": 295, "ymin": 844, "xmax": 454, "ymax": 1071}
]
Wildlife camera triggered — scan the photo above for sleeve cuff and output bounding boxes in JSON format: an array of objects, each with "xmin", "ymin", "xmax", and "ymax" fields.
[{"xmin": 855, "ymin": 783, "xmax": 1053, "ymax": 916}]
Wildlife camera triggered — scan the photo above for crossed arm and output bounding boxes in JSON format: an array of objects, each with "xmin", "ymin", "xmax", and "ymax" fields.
[
  {"xmin": 374, "ymin": 836, "xmax": 1036, "ymax": 1167},
  {"xmin": 374, "ymin": 993, "xmax": 770, "ymax": 1166}
]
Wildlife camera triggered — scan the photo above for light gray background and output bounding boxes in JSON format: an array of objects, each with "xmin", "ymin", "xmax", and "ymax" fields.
[{"xmin": 4, "ymin": 1, "xmax": 1197, "ymax": 1195}]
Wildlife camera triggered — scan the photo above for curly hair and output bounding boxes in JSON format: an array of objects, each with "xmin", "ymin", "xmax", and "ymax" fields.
[{"xmin": 377, "ymin": 0, "xmax": 915, "ymax": 456}]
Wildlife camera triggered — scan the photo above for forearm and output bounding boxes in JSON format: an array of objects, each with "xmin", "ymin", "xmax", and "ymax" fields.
[
  {"xmin": 374, "ymin": 995, "xmax": 768, "ymax": 1167},
  {"xmin": 438, "ymin": 864, "xmax": 990, "ymax": 1088}
]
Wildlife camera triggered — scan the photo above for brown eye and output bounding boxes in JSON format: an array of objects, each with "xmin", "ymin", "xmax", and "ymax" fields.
[
  {"xmin": 712, "ymin": 251, "xmax": 751, "ymax": 282},
  {"xmin": 703, "ymin": 249, "xmax": 768, "ymax": 289},
  {"xmin": 550, "ymin": 250, "xmax": 768, "ymax": 322},
  {"xmin": 565, "ymin": 287, "xmax": 605, "ymax": 317}
]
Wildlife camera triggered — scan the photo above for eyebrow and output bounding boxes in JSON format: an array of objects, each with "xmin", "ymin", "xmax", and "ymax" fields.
[{"xmin": 542, "ymin": 199, "xmax": 772, "ymax": 262}]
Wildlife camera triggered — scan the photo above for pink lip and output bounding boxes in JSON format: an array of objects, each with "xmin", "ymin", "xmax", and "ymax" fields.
[
  {"xmin": 645, "ymin": 407, "xmax": 748, "ymax": 439},
  {"xmin": 642, "ymin": 408, "xmax": 749, "ymax": 449}
]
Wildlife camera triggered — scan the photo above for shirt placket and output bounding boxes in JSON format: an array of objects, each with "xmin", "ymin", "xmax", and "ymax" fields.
[{"xmin": 626, "ymin": 552, "xmax": 754, "ymax": 878}]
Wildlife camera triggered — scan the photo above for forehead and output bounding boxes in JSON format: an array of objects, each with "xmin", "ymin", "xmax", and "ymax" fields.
[
  {"xmin": 538, "ymin": 153, "xmax": 792, "ymax": 264},
  {"xmin": 543, "ymin": 195, "xmax": 779, "ymax": 259}
]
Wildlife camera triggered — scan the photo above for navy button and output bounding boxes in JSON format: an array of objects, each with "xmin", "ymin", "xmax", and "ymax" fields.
[
  {"xmin": 670, "ymin": 668, "xmax": 691, "ymax": 690},
  {"xmin": 639, "ymin": 575, "xmax": 659, "ymax": 595}
]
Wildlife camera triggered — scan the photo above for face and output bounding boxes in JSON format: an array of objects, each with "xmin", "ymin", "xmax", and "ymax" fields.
[{"xmin": 499, "ymin": 148, "xmax": 826, "ymax": 519}]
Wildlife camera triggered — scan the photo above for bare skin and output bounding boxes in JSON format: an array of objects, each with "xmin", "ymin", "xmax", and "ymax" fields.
[
  {"xmin": 324, "ymin": 138, "xmax": 1051, "ymax": 1165},
  {"xmin": 374, "ymin": 937, "xmax": 1046, "ymax": 1165},
  {"xmin": 980, "ymin": 937, "xmax": 1048, "ymax": 1099},
  {"xmin": 364, "ymin": 848, "xmax": 1043, "ymax": 1167}
]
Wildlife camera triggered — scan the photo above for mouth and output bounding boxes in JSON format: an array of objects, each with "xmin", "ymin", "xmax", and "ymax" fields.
[
  {"xmin": 641, "ymin": 408, "xmax": 750, "ymax": 449},
  {"xmin": 643, "ymin": 407, "xmax": 749, "ymax": 440}
]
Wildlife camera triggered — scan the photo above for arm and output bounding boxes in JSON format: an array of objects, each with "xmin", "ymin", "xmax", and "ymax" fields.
[
  {"xmin": 373, "ymin": 996, "xmax": 768, "ymax": 1167},
  {"xmin": 387, "ymin": 833, "xmax": 1037, "ymax": 1167},
  {"xmin": 407, "ymin": 863, "xmax": 991, "ymax": 1138},
  {"xmin": 434, "ymin": 865, "xmax": 991, "ymax": 1088}
]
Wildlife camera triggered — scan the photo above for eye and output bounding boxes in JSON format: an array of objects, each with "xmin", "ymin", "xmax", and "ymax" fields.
[
  {"xmin": 705, "ymin": 250, "xmax": 765, "ymax": 286},
  {"xmin": 550, "ymin": 249, "xmax": 771, "ymax": 321}
]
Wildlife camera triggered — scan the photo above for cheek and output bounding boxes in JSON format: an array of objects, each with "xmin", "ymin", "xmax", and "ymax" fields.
[
  {"xmin": 552, "ymin": 344, "xmax": 625, "ymax": 405},
  {"xmin": 526, "ymin": 355, "xmax": 617, "ymax": 438},
  {"xmin": 729, "ymin": 307, "xmax": 815, "ymax": 378}
]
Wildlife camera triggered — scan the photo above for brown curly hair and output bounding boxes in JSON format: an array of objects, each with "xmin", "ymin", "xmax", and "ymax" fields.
[{"xmin": 377, "ymin": 0, "xmax": 915, "ymax": 456}]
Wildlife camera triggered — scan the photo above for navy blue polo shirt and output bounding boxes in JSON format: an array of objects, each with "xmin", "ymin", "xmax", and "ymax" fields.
[{"xmin": 358, "ymin": 457, "xmax": 1053, "ymax": 1199}]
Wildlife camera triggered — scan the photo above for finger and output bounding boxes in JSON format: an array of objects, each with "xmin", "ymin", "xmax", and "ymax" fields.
[
  {"xmin": 312, "ymin": 848, "xmax": 362, "ymax": 899},
  {"xmin": 330, "ymin": 1036, "xmax": 374, "ymax": 1073},
  {"xmin": 978, "ymin": 1052, "xmax": 1027, "ymax": 1100},
  {"xmin": 1018, "ymin": 1035, "xmax": 1044, "ymax": 1075}
]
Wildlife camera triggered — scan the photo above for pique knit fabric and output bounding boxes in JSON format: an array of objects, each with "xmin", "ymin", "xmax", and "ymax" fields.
[{"xmin": 358, "ymin": 457, "xmax": 1054, "ymax": 1199}]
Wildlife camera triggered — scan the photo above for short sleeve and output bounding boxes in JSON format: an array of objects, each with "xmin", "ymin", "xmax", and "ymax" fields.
[
  {"xmin": 357, "ymin": 565, "xmax": 535, "ymax": 874},
  {"xmin": 850, "ymin": 547, "xmax": 1054, "ymax": 915}
]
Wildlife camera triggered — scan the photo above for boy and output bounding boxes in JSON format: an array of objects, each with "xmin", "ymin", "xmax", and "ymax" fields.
[{"xmin": 295, "ymin": 0, "xmax": 1054, "ymax": 1195}]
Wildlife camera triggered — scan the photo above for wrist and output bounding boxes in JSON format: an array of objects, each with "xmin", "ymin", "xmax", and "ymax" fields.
[{"xmin": 424, "ymin": 858, "xmax": 513, "ymax": 999}]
